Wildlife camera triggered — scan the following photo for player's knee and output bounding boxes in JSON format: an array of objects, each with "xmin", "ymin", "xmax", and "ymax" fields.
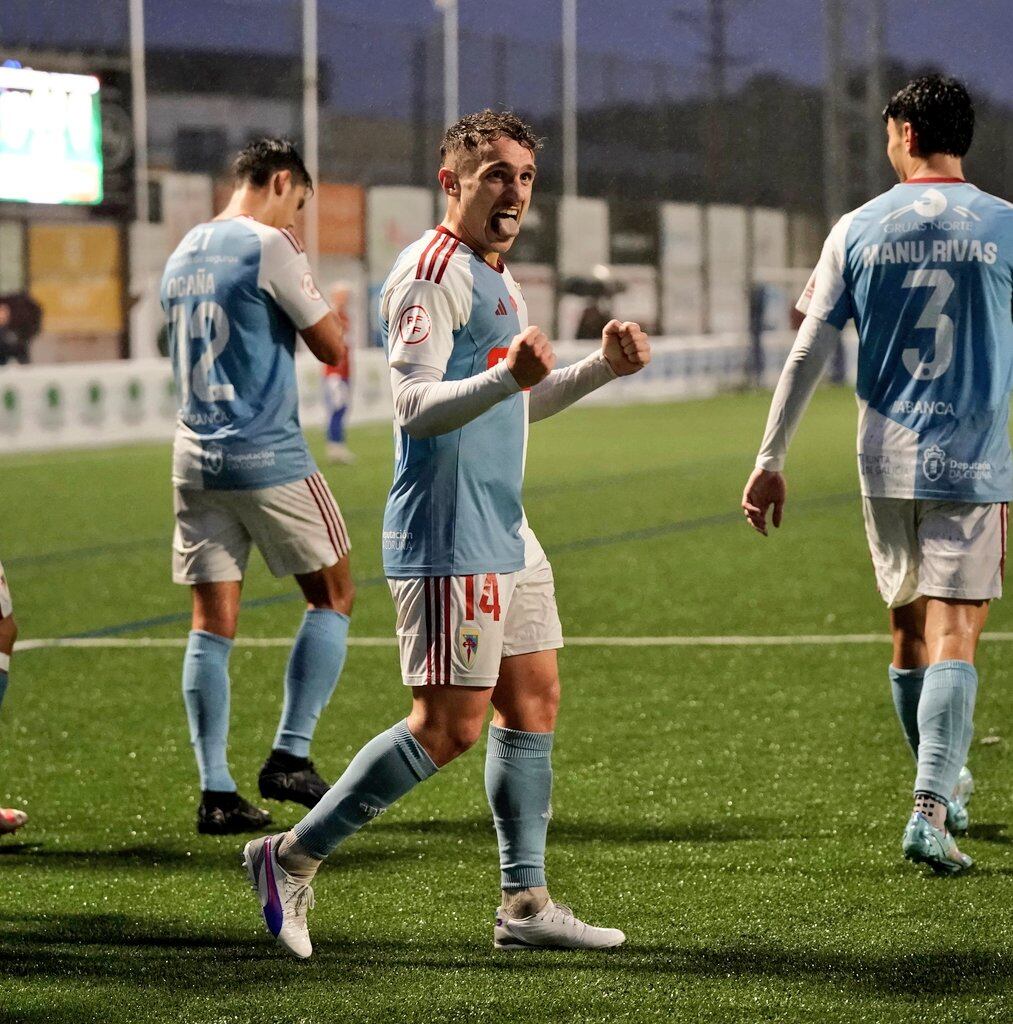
[{"xmin": 410, "ymin": 715, "xmax": 483, "ymax": 765}]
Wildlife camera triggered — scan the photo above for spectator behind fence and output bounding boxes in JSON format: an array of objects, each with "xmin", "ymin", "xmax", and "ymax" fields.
[{"xmin": 0, "ymin": 293, "xmax": 42, "ymax": 366}]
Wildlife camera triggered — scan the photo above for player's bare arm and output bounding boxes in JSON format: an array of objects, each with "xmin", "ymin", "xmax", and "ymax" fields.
[
  {"xmin": 301, "ymin": 311, "xmax": 348, "ymax": 367},
  {"xmin": 601, "ymin": 319, "xmax": 651, "ymax": 376}
]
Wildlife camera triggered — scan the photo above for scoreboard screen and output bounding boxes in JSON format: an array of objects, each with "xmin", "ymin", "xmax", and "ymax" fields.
[{"xmin": 0, "ymin": 65, "xmax": 104, "ymax": 205}]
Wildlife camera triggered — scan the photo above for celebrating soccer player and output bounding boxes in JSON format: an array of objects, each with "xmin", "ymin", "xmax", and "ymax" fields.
[
  {"xmin": 742, "ymin": 76, "xmax": 1012, "ymax": 874},
  {"xmin": 244, "ymin": 110, "xmax": 651, "ymax": 957},
  {"xmin": 0, "ymin": 560, "xmax": 28, "ymax": 837},
  {"xmin": 161, "ymin": 140, "xmax": 355, "ymax": 835}
]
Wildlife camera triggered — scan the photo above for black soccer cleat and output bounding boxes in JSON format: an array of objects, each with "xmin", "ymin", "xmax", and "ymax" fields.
[
  {"xmin": 258, "ymin": 750, "xmax": 331, "ymax": 809},
  {"xmin": 197, "ymin": 791, "xmax": 272, "ymax": 835}
]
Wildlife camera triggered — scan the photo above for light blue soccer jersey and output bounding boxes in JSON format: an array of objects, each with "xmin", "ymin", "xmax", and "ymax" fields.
[
  {"xmin": 799, "ymin": 180, "xmax": 1013, "ymax": 501},
  {"xmin": 160, "ymin": 216, "xmax": 330, "ymax": 490},
  {"xmin": 379, "ymin": 227, "xmax": 530, "ymax": 577}
]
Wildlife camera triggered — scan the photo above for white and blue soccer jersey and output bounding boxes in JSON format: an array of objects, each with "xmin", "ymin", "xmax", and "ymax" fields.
[
  {"xmin": 380, "ymin": 227, "xmax": 530, "ymax": 577},
  {"xmin": 161, "ymin": 216, "xmax": 331, "ymax": 490},
  {"xmin": 799, "ymin": 179, "xmax": 1013, "ymax": 502}
]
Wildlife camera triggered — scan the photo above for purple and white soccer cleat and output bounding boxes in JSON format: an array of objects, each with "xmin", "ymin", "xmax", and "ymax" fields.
[{"xmin": 243, "ymin": 833, "xmax": 315, "ymax": 959}]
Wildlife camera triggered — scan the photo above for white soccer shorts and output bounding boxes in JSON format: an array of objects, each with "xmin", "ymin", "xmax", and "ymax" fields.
[
  {"xmin": 0, "ymin": 559, "xmax": 12, "ymax": 619},
  {"xmin": 862, "ymin": 496, "xmax": 1007, "ymax": 609},
  {"xmin": 387, "ymin": 554, "xmax": 564, "ymax": 687},
  {"xmin": 172, "ymin": 472, "xmax": 351, "ymax": 584}
]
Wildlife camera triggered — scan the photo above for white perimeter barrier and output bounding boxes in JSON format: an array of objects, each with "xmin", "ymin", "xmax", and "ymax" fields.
[{"xmin": 0, "ymin": 333, "xmax": 817, "ymax": 455}]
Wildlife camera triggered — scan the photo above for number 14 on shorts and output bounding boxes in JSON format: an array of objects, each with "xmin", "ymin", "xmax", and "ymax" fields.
[{"xmin": 465, "ymin": 573, "xmax": 501, "ymax": 621}]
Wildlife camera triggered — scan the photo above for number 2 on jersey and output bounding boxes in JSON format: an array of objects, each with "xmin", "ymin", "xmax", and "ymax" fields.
[
  {"xmin": 172, "ymin": 300, "xmax": 236, "ymax": 404},
  {"xmin": 901, "ymin": 269, "xmax": 955, "ymax": 382}
]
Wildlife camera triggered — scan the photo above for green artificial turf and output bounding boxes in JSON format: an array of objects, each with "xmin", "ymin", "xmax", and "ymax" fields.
[{"xmin": 0, "ymin": 387, "xmax": 1009, "ymax": 1023}]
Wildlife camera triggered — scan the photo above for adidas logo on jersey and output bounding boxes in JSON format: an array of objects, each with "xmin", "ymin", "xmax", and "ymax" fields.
[{"xmin": 495, "ymin": 299, "xmax": 509, "ymax": 316}]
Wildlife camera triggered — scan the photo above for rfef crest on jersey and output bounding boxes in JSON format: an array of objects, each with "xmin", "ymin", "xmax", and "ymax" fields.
[{"xmin": 398, "ymin": 305, "xmax": 432, "ymax": 345}]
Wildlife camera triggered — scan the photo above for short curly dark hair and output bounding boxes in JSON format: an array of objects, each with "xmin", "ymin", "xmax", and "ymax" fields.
[
  {"xmin": 232, "ymin": 138, "xmax": 313, "ymax": 192},
  {"xmin": 440, "ymin": 109, "xmax": 543, "ymax": 165},
  {"xmin": 882, "ymin": 75, "xmax": 974, "ymax": 158}
]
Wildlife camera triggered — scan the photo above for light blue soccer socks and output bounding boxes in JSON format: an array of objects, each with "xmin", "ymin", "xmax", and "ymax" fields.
[
  {"xmin": 888, "ymin": 664, "xmax": 925, "ymax": 759},
  {"xmin": 485, "ymin": 725, "xmax": 554, "ymax": 890},
  {"xmin": 293, "ymin": 719, "xmax": 438, "ymax": 858},
  {"xmin": 273, "ymin": 609, "xmax": 350, "ymax": 758},
  {"xmin": 915, "ymin": 660, "xmax": 977, "ymax": 800},
  {"xmin": 182, "ymin": 630, "xmax": 237, "ymax": 793}
]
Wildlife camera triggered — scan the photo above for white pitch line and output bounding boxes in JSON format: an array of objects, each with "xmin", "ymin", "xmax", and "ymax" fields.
[{"xmin": 15, "ymin": 631, "xmax": 1013, "ymax": 653}]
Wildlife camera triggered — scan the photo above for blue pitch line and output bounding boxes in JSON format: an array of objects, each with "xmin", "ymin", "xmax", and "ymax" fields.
[
  {"xmin": 4, "ymin": 536, "xmax": 167, "ymax": 569},
  {"xmin": 64, "ymin": 491, "xmax": 857, "ymax": 640},
  {"xmin": 69, "ymin": 574, "xmax": 390, "ymax": 639}
]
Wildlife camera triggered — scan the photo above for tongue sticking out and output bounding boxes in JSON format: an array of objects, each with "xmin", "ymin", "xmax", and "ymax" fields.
[{"xmin": 490, "ymin": 213, "xmax": 520, "ymax": 240}]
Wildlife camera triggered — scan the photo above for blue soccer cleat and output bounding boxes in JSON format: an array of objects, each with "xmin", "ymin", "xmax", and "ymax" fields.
[
  {"xmin": 243, "ymin": 833, "xmax": 315, "ymax": 958},
  {"xmin": 902, "ymin": 813, "xmax": 973, "ymax": 875},
  {"xmin": 946, "ymin": 766, "xmax": 974, "ymax": 834}
]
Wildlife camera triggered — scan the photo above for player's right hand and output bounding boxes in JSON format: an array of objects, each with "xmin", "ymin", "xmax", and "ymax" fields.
[
  {"xmin": 506, "ymin": 326, "xmax": 555, "ymax": 389},
  {"xmin": 741, "ymin": 467, "xmax": 787, "ymax": 536}
]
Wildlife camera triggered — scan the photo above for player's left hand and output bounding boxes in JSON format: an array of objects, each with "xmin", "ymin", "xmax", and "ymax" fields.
[
  {"xmin": 741, "ymin": 468, "xmax": 786, "ymax": 536},
  {"xmin": 602, "ymin": 320, "xmax": 651, "ymax": 377}
]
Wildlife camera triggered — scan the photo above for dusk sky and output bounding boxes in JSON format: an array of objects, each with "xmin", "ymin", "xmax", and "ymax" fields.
[{"xmin": 2, "ymin": 1, "xmax": 1011, "ymax": 116}]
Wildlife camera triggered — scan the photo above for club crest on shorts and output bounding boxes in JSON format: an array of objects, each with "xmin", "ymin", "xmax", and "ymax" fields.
[
  {"xmin": 458, "ymin": 625, "xmax": 481, "ymax": 669},
  {"xmin": 922, "ymin": 444, "xmax": 946, "ymax": 483}
]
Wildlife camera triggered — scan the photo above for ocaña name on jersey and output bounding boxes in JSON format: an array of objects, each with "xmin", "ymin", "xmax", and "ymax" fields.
[{"xmin": 165, "ymin": 271, "xmax": 216, "ymax": 298}]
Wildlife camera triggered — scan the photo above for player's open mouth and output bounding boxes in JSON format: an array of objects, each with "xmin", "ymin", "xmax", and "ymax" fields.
[{"xmin": 489, "ymin": 208, "xmax": 520, "ymax": 239}]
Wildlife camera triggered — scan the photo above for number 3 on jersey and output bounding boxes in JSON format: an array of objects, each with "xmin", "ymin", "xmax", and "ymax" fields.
[
  {"xmin": 901, "ymin": 269, "xmax": 955, "ymax": 382},
  {"xmin": 171, "ymin": 300, "xmax": 236, "ymax": 404}
]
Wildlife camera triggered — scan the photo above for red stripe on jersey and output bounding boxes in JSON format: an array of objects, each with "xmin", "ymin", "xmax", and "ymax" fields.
[
  {"xmin": 279, "ymin": 228, "xmax": 303, "ymax": 254},
  {"xmin": 305, "ymin": 476, "xmax": 342, "ymax": 558},
  {"xmin": 423, "ymin": 233, "xmax": 452, "ymax": 281},
  {"xmin": 443, "ymin": 577, "xmax": 452, "ymax": 683},
  {"xmin": 434, "ymin": 239, "xmax": 459, "ymax": 284},
  {"xmin": 415, "ymin": 233, "xmax": 443, "ymax": 280}
]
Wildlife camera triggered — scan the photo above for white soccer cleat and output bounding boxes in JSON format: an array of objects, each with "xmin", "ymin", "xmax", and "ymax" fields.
[
  {"xmin": 494, "ymin": 900, "xmax": 626, "ymax": 951},
  {"xmin": 0, "ymin": 807, "xmax": 27, "ymax": 835},
  {"xmin": 243, "ymin": 834, "xmax": 315, "ymax": 959}
]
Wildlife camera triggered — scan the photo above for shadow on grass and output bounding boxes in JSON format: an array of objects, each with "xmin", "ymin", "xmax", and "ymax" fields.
[
  {"xmin": 0, "ymin": 842, "xmax": 414, "ymax": 872},
  {"xmin": 376, "ymin": 813, "xmax": 800, "ymax": 844},
  {"xmin": 967, "ymin": 822, "xmax": 1009, "ymax": 844},
  {"xmin": 2, "ymin": 912, "xmax": 1008, "ymax": 1000}
]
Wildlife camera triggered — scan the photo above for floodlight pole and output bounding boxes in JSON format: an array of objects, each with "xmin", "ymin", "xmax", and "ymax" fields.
[
  {"xmin": 865, "ymin": 0, "xmax": 885, "ymax": 198},
  {"xmin": 439, "ymin": 0, "xmax": 460, "ymax": 126},
  {"xmin": 822, "ymin": 0, "xmax": 846, "ymax": 223},
  {"xmin": 302, "ymin": 0, "xmax": 319, "ymax": 265},
  {"xmin": 562, "ymin": 0, "xmax": 578, "ymax": 196},
  {"xmin": 128, "ymin": 0, "xmax": 149, "ymax": 223}
]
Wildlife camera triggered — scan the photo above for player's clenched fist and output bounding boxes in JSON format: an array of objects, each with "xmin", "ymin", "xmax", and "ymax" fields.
[
  {"xmin": 506, "ymin": 326, "xmax": 556, "ymax": 389},
  {"xmin": 602, "ymin": 320, "xmax": 651, "ymax": 377}
]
